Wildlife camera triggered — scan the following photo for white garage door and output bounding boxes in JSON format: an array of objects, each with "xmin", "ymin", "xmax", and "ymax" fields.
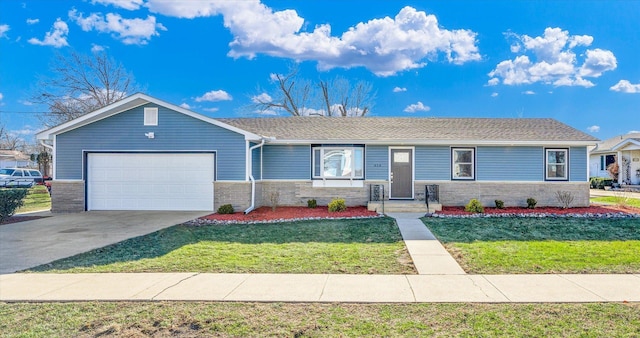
[{"xmin": 87, "ymin": 153, "xmax": 215, "ymax": 211}]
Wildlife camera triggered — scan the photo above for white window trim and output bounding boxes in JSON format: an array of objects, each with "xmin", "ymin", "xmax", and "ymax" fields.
[
  {"xmin": 545, "ymin": 148, "xmax": 569, "ymax": 181},
  {"xmin": 312, "ymin": 146, "xmax": 364, "ymax": 180},
  {"xmin": 144, "ymin": 107, "xmax": 158, "ymax": 126},
  {"xmin": 451, "ymin": 147, "xmax": 475, "ymax": 180}
]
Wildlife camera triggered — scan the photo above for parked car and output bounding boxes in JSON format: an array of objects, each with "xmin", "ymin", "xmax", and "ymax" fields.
[{"xmin": 0, "ymin": 168, "xmax": 43, "ymax": 188}]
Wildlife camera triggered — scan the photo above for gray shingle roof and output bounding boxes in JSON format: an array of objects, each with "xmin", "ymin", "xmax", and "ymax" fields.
[
  {"xmin": 591, "ymin": 133, "xmax": 640, "ymax": 153},
  {"xmin": 217, "ymin": 117, "xmax": 598, "ymax": 143}
]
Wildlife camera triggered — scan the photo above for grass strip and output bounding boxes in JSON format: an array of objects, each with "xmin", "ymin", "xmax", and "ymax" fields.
[
  {"xmin": 1, "ymin": 302, "xmax": 638, "ymax": 337},
  {"xmin": 591, "ymin": 196, "xmax": 640, "ymax": 208},
  {"xmin": 15, "ymin": 185, "xmax": 51, "ymax": 213},
  {"xmin": 28, "ymin": 217, "xmax": 415, "ymax": 274}
]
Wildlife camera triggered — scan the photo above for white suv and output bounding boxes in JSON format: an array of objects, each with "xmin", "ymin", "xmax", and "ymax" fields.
[{"xmin": 0, "ymin": 168, "xmax": 43, "ymax": 188}]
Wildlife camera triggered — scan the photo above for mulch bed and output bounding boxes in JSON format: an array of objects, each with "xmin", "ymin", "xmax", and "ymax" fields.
[
  {"xmin": 0, "ymin": 216, "xmax": 49, "ymax": 225},
  {"xmin": 195, "ymin": 206, "xmax": 380, "ymax": 224},
  {"xmin": 437, "ymin": 205, "xmax": 639, "ymax": 216}
]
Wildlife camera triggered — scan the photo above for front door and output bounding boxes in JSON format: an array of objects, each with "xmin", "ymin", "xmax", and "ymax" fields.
[{"xmin": 390, "ymin": 148, "xmax": 413, "ymax": 199}]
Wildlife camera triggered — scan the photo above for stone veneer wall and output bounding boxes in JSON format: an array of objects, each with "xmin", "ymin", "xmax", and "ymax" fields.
[
  {"xmin": 50, "ymin": 180, "xmax": 85, "ymax": 212},
  {"xmin": 414, "ymin": 181, "xmax": 590, "ymax": 207},
  {"xmin": 213, "ymin": 181, "xmax": 253, "ymax": 211}
]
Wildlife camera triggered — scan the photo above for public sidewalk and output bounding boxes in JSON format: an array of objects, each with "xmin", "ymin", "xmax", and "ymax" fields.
[{"xmin": 1, "ymin": 272, "xmax": 639, "ymax": 303}]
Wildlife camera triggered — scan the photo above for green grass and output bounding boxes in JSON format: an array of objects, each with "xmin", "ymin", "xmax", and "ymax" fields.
[
  {"xmin": 591, "ymin": 195, "xmax": 640, "ymax": 208},
  {"xmin": 15, "ymin": 185, "xmax": 51, "ymax": 213},
  {"xmin": 1, "ymin": 302, "xmax": 638, "ymax": 337},
  {"xmin": 423, "ymin": 217, "xmax": 640, "ymax": 274},
  {"xmin": 28, "ymin": 217, "xmax": 415, "ymax": 274}
]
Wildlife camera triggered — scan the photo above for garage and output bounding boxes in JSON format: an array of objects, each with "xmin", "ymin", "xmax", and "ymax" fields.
[{"xmin": 87, "ymin": 153, "xmax": 215, "ymax": 211}]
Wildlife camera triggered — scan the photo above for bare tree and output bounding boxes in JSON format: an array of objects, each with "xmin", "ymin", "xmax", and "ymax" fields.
[
  {"xmin": 32, "ymin": 51, "xmax": 138, "ymax": 127},
  {"xmin": 0, "ymin": 123, "xmax": 26, "ymax": 151},
  {"xmin": 253, "ymin": 67, "xmax": 375, "ymax": 117}
]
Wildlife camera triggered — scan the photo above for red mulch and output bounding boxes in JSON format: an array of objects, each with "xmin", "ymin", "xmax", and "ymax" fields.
[
  {"xmin": 201, "ymin": 206, "xmax": 378, "ymax": 222},
  {"xmin": 0, "ymin": 216, "xmax": 49, "ymax": 225},
  {"xmin": 439, "ymin": 205, "xmax": 638, "ymax": 216}
]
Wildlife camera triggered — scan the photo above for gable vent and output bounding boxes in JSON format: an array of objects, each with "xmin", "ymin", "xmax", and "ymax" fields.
[{"xmin": 144, "ymin": 107, "xmax": 158, "ymax": 126}]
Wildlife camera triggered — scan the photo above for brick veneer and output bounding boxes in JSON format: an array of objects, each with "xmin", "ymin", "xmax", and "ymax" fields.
[{"xmin": 50, "ymin": 180, "xmax": 85, "ymax": 212}]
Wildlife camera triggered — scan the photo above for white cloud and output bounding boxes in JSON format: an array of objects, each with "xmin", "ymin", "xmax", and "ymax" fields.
[
  {"xmin": 26, "ymin": 18, "xmax": 39, "ymax": 25},
  {"xmin": 27, "ymin": 18, "xmax": 69, "ymax": 47},
  {"xmin": 587, "ymin": 125, "xmax": 600, "ymax": 133},
  {"xmin": 269, "ymin": 73, "xmax": 281, "ymax": 82},
  {"xmin": 0, "ymin": 92, "xmax": 3, "ymax": 100},
  {"xmin": 0, "ymin": 24, "xmax": 9, "ymax": 38},
  {"xmin": 19, "ymin": 100, "xmax": 34, "ymax": 106},
  {"xmin": 610, "ymin": 80, "xmax": 640, "ymax": 94},
  {"xmin": 251, "ymin": 93, "xmax": 272, "ymax": 103},
  {"xmin": 489, "ymin": 27, "xmax": 616, "ymax": 87},
  {"xmin": 195, "ymin": 90, "xmax": 232, "ymax": 102},
  {"xmin": 10, "ymin": 126, "xmax": 40, "ymax": 136},
  {"xmin": 179, "ymin": 103, "xmax": 191, "ymax": 109},
  {"xmin": 392, "ymin": 87, "xmax": 407, "ymax": 93},
  {"xmin": 522, "ymin": 90, "xmax": 535, "ymax": 95},
  {"xmin": 91, "ymin": 43, "xmax": 106, "ymax": 52},
  {"xmin": 69, "ymin": 9, "xmax": 166, "ymax": 45},
  {"xmin": 491, "ymin": 92, "xmax": 498, "ymax": 97},
  {"xmin": 403, "ymin": 101, "xmax": 430, "ymax": 113},
  {"xmin": 146, "ymin": 1, "xmax": 480, "ymax": 76},
  {"xmin": 203, "ymin": 107, "xmax": 219, "ymax": 113},
  {"xmin": 91, "ymin": 0, "xmax": 144, "ymax": 10}
]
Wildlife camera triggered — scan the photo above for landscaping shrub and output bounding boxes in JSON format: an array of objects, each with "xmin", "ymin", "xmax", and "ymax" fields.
[
  {"xmin": 589, "ymin": 177, "xmax": 613, "ymax": 189},
  {"xmin": 307, "ymin": 199, "xmax": 317, "ymax": 208},
  {"xmin": 526, "ymin": 198, "xmax": 537, "ymax": 209},
  {"xmin": 0, "ymin": 188, "xmax": 28, "ymax": 223},
  {"xmin": 465, "ymin": 198, "xmax": 484, "ymax": 213},
  {"xmin": 217, "ymin": 204, "xmax": 234, "ymax": 214},
  {"xmin": 555, "ymin": 191, "xmax": 574, "ymax": 209},
  {"xmin": 494, "ymin": 199, "xmax": 505, "ymax": 209},
  {"xmin": 328, "ymin": 198, "xmax": 347, "ymax": 212}
]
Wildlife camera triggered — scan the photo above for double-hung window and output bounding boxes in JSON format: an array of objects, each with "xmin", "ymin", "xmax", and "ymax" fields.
[
  {"xmin": 313, "ymin": 146, "xmax": 364, "ymax": 179},
  {"xmin": 545, "ymin": 148, "xmax": 568, "ymax": 180},
  {"xmin": 451, "ymin": 147, "xmax": 475, "ymax": 180}
]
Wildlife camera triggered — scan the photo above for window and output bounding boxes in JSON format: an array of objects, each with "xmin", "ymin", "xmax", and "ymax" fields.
[
  {"xmin": 144, "ymin": 107, "xmax": 158, "ymax": 126},
  {"xmin": 546, "ymin": 148, "xmax": 568, "ymax": 180},
  {"xmin": 600, "ymin": 154, "xmax": 615, "ymax": 170},
  {"xmin": 452, "ymin": 147, "xmax": 475, "ymax": 180},
  {"xmin": 313, "ymin": 146, "xmax": 364, "ymax": 179}
]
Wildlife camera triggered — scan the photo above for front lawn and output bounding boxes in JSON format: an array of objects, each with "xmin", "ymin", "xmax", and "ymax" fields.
[
  {"xmin": 591, "ymin": 195, "xmax": 640, "ymax": 208},
  {"xmin": 29, "ymin": 217, "xmax": 415, "ymax": 274},
  {"xmin": 1, "ymin": 302, "xmax": 638, "ymax": 337},
  {"xmin": 15, "ymin": 185, "xmax": 51, "ymax": 213},
  {"xmin": 423, "ymin": 217, "xmax": 640, "ymax": 274}
]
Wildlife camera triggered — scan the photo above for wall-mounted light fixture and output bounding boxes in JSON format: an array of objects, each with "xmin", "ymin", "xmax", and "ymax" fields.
[{"xmin": 145, "ymin": 132, "xmax": 155, "ymax": 139}]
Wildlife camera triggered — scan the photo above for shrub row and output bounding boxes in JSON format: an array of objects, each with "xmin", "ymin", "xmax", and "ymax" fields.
[
  {"xmin": 589, "ymin": 177, "xmax": 613, "ymax": 189},
  {"xmin": 0, "ymin": 188, "xmax": 28, "ymax": 223}
]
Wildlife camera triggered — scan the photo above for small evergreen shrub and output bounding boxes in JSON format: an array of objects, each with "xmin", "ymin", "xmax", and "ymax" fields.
[
  {"xmin": 494, "ymin": 199, "xmax": 505, "ymax": 209},
  {"xmin": 307, "ymin": 199, "xmax": 317, "ymax": 208},
  {"xmin": 0, "ymin": 189, "xmax": 28, "ymax": 223},
  {"xmin": 465, "ymin": 198, "xmax": 484, "ymax": 213},
  {"xmin": 217, "ymin": 204, "xmax": 234, "ymax": 214},
  {"xmin": 526, "ymin": 198, "xmax": 537, "ymax": 209},
  {"xmin": 328, "ymin": 198, "xmax": 347, "ymax": 212}
]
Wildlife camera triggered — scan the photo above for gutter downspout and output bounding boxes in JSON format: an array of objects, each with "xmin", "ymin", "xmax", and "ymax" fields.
[
  {"xmin": 244, "ymin": 139, "xmax": 265, "ymax": 214},
  {"xmin": 39, "ymin": 140, "xmax": 54, "ymax": 151}
]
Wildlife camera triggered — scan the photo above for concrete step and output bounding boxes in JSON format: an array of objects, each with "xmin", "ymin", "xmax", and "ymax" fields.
[{"xmin": 367, "ymin": 201, "xmax": 441, "ymax": 213}]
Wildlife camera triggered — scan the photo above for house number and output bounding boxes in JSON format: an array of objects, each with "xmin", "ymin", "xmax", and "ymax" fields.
[{"xmin": 373, "ymin": 163, "xmax": 382, "ymax": 167}]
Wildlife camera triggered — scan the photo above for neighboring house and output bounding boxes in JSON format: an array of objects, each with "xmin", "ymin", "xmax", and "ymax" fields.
[
  {"xmin": 36, "ymin": 93, "xmax": 598, "ymax": 213},
  {"xmin": 0, "ymin": 150, "xmax": 31, "ymax": 168},
  {"xmin": 589, "ymin": 133, "xmax": 640, "ymax": 185}
]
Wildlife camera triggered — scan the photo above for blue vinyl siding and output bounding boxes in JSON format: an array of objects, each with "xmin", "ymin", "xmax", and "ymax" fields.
[
  {"xmin": 262, "ymin": 145, "xmax": 310, "ymax": 180},
  {"xmin": 415, "ymin": 146, "xmax": 450, "ymax": 180},
  {"xmin": 251, "ymin": 145, "xmax": 261, "ymax": 179},
  {"xmin": 365, "ymin": 145, "xmax": 388, "ymax": 180},
  {"xmin": 570, "ymin": 146, "xmax": 588, "ymax": 181},
  {"xmin": 56, "ymin": 103, "xmax": 246, "ymax": 180},
  {"xmin": 477, "ymin": 146, "xmax": 542, "ymax": 181}
]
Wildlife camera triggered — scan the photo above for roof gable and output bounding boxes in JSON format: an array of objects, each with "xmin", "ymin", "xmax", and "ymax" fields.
[
  {"xmin": 36, "ymin": 93, "xmax": 261, "ymax": 141},
  {"xmin": 591, "ymin": 133, "xmax": 640, "ymax": 153}
]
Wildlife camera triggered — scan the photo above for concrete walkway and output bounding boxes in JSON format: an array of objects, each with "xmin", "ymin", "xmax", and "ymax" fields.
[
  {"xmin": 1, "ymin": 273, "xmax": 639, "ymax": 303},
  {"xmin": 388, "ymin": 213, "xmax": 465, "ymax": 275}
]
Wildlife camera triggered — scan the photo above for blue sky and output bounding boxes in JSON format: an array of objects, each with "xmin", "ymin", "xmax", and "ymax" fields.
[{"xmin": 1, "ymin": 0, "xmax": 639, "ymax": 143}]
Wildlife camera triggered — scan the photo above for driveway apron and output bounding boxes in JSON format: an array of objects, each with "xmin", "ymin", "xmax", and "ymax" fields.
[{"xmin": 0, "ymin": 211, "xmax": 208, "ymax": 274}]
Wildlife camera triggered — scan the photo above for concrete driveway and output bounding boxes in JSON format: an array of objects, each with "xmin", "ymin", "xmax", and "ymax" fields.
[{"xmin": 0, "ymin": 211, "xmax": 209, "ymax": 274}]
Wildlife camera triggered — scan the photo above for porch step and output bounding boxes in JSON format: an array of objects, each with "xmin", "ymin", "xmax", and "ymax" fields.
[{"xmin": 367, "ymin": 200, "xmax": 442, "ymax": 214}]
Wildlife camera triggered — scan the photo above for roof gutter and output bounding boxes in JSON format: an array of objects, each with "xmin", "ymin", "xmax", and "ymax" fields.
[
  {"xmin": 244, "ymin": 139, "xmax": 266, "ymax": 214},
  {"xmin": 39, "ymin": 140, "xmax": 54, "ymax": 151}
]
